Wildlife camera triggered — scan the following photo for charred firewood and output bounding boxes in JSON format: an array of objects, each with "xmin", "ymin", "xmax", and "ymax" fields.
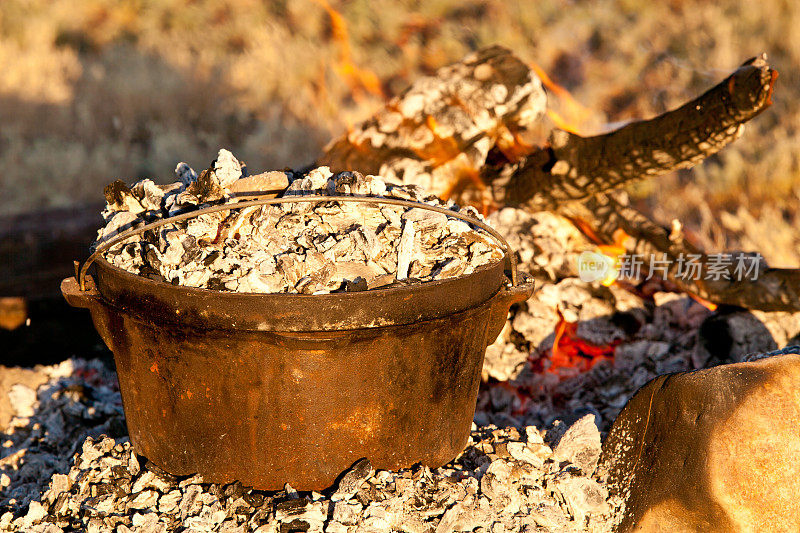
[
  {"xmin": 498, "ymin": 55, "xmax": 777, "ymax": 210},
  {"xmin": 320, "ymin": 46, "xmax": 796, "ymax": 312},
  {"xmin": 319, "ymin": 45, "xmax": 547, "ymax": 205},
  {"xmin": 561, "ymin": 192, "xmax": 800, "ymax": 312}
]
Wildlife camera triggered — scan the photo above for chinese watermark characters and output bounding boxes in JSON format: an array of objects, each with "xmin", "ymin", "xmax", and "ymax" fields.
[{"xmin": 577, "ymin": 251, "xmax": 763, "ymax": 284}]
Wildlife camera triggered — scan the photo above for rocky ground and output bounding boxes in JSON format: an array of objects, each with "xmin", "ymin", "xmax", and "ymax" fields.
[{"xmin": 2, "ymin": 205, "xmax": 799, "ymax": 532}]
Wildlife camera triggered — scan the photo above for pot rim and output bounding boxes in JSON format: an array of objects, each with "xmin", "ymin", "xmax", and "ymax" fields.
[{"xmin": 90, "ymin": 252, "xmax": 510, "ymax": 332}]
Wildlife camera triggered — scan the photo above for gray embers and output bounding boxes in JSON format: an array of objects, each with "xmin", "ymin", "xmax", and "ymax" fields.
[
  {"xmin": 97, "ymin": 150, "xmax": 503, "ymax": 294},
  {"xmin": 2, "ymin": 379, "xmax": 618, "ymax": 533}
]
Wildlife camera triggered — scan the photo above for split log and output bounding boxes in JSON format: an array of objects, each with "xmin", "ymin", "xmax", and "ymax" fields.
[
  {"xmin": 321, "ymin": 46, "xmax": 796, "ymax": 312},
  {"xmin": 497, "ymin": 55, "xmax": 777, "ymax": 210},
  {"xmin": 319, "ymin": 45, "xmax": 547, "ymax": 204}
]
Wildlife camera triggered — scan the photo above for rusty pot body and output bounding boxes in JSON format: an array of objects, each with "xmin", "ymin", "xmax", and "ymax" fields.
[{"xmin": 62, "ymin": 256, "xmax": 532, "ymax": 490}]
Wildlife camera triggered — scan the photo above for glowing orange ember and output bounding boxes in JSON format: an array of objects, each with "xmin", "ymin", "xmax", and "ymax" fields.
[
  {"xmin": 571, "ymin": 219, "xmax": 633, "ymax": 287},
  {"xmin": 596, "ymin": 228, "xmax": 633, "ymax": 286},
  {"xmin": 418, "ymin": 115, "xmax": 462, "ymax": 166},
  {"xmin": 689, "ymin": 293, "xmax": 719, "ymax": 312},
  {"xmin": 544, "ymin": 310, "xmax": 618, "ymax": 377},
  {"xmin": 494, "ymin": 127, "xmax": 534, "ymax": 163}
]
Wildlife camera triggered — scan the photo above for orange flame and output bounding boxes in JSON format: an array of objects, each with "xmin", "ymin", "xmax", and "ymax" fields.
[
  {"xmin": 315, "ymin": 0, "xmax": 385, "ymax": 101},
  {"xmin": 572, "ymin": 219, "xmax": 632, "ymax": 287},
  {"xmin": 596, "ymin": 228, "xmax": 632, "ymax": 286},
  {"xmin": 689, "ymin": 293, "xmax": 719, "ymax": 312},
  {"xmin": 530, "ymin": 62, "xmax": 593, "ymax": 135}
]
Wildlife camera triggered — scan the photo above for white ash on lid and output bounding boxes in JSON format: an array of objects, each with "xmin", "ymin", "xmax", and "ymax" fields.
[{"xmin": 96, "ymin": 150, "xmax": 505, "ymax": 294}]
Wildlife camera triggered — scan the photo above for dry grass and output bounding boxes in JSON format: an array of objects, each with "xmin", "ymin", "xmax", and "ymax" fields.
[{"xmin": 1, "ymin": 0, "xmax": 799, "ymax": 263}]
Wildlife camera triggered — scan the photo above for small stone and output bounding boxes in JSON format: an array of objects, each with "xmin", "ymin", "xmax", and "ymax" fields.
[
  {"xmin": 158, "ymin": 490, "xmax": 181, "ymax": 514},
  {"xmin": 24, "ymin": 500, "xmax": 47, "ymax": 525},
  {"xmin": 553, "ymin": 414, "xmax": 601, "ymax": 473},
  {"xmin": 132, "ymin": 471, "xmax": 172, "ymax": 493},
  {"xmin": 213, "ymin": 149, "xmax": 243, "ymax": 188},
  {"xmin": 179, "ymin": 485, "xmax": 202, "ymax": 520},
  {"xmin": 128, "ymin": 453, "xmax": 141, "ymax": 476},
  {"xmin": 80, "ymin": 438, "xmax": 105, "ymax": 464}
]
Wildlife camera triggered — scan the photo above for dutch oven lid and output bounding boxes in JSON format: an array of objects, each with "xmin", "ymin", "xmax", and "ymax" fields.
[{"xmin": 78, "ymin": 195, "xmax": 520, "ymax": 332}]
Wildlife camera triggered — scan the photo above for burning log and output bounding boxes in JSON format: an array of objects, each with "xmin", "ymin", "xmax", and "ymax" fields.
[
  {"xmin": 319, "ymin": 45, "xmax": 547, "ymax": 210},
  {"xmin": 562, "ymin": 191, "xmax": 800, "ymax": 311},
  {"xmin": 497, "ymin": 55, "xmax": 777, "ymax": 210},
  {"xmin": 321, "ymin": 46, "xmax": 798, "ymax": 312}
]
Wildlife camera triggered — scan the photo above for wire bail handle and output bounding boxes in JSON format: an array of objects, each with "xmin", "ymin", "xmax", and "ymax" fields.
[{"xmin": 78, "ymin": 194, "xmax": 521, "ymax": 291}]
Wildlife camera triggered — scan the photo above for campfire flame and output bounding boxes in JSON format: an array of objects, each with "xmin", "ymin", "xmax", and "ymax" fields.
[
  {"xmin": 543, "ymin": 310, "xmax": 619, "ymax": 377},
  {"xmin": 530, "ymin": 62, "xmax": 594, "ymax": 135},
  {"xmin": 572, "ymin": 218, "xmax": 632, "ymax": 287},
  {"xmin": 596, "ymin": 228, "xmax": 632, "ymax": 286},
  {"xmin": 315, "ymin": 0, "xmax": 385, "ymax": 102}
]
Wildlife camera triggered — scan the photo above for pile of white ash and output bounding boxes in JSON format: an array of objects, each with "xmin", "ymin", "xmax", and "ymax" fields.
[{"xmin": 99, "ymin": 150, "xmax": 502, "ymax": 294}]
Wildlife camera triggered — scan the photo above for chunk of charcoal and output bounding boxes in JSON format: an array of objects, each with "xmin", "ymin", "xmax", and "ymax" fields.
[
  {"xmin": 180, "ymin": 235, "xmax": 202, "ymax": 264},
  {"xmin": 97, "ymin": 160, "xmax": 505, "ymax": 295},
  {"xmin": 175, "ymin": 162, "xmax": 198, "ymax": 186},
  {"xmin": 335, "ymin": 458, "xmax": 374, "ymax": 498},
  {"xmin": 243, "ymin": 491, "xmax": 266, "ymax": 508},
  {"xmin": 51, "ymin": 493, "xmax": 70, "ymax": 516},
  {"xmin": 206, "ymin": 277, "xmax": 227, "ymax": 291},
  {"xmin": 276, "ymin": 498, "xmax": 309, "ymax": 517},
  {"xmin": 183, "ymin": 167, "xmax": 227, "ymax": 204},
  {"xmin": 355, "ymin": 490, "xmax": 372, "ymax": 506},
  {"xmin": 341, "ymin": 277, "xmax": 368, "ymax": 292},
  {"xmin": 203, "ymin": 250, "xmax": 222, "ymax": 266},
  {"xmin": 213, "ymin": 149, "xmax": 243, "ymax": 188},
  {"xmin": 131, "ymin": 179, "xmax": 166, "ymax": 211},
  {"xmin": 104, "ymin": 180, "xmax": 143, "ymax": 213},
  {"xmin": 280, "ymin": 519, "xmax": 311, "ymax": 533},
  {"xmin": 228, "ymin": 497, "xmax": 253, "ymax": 516},
  {"xmin": 224, "ymin": 481, "xmax": 246, "ymax": 499}
]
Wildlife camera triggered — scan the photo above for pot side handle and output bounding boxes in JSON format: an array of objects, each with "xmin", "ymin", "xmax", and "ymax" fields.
[
  {"xmin": 61, "ymin": 275, "xmax": 119, "ymax": 353},
  {"xmin": 61, "ymin": 276, "xmax": 101, "ymax": 311},
  {"xmin": 486, "ymin": 272, "xmax": 535, "ymax": 346}
]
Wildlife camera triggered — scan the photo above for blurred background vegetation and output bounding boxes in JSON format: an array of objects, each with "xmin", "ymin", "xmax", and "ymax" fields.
[{"xmin": 1, "ymin": 0, "xmax": 798, "ymax": 264}]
